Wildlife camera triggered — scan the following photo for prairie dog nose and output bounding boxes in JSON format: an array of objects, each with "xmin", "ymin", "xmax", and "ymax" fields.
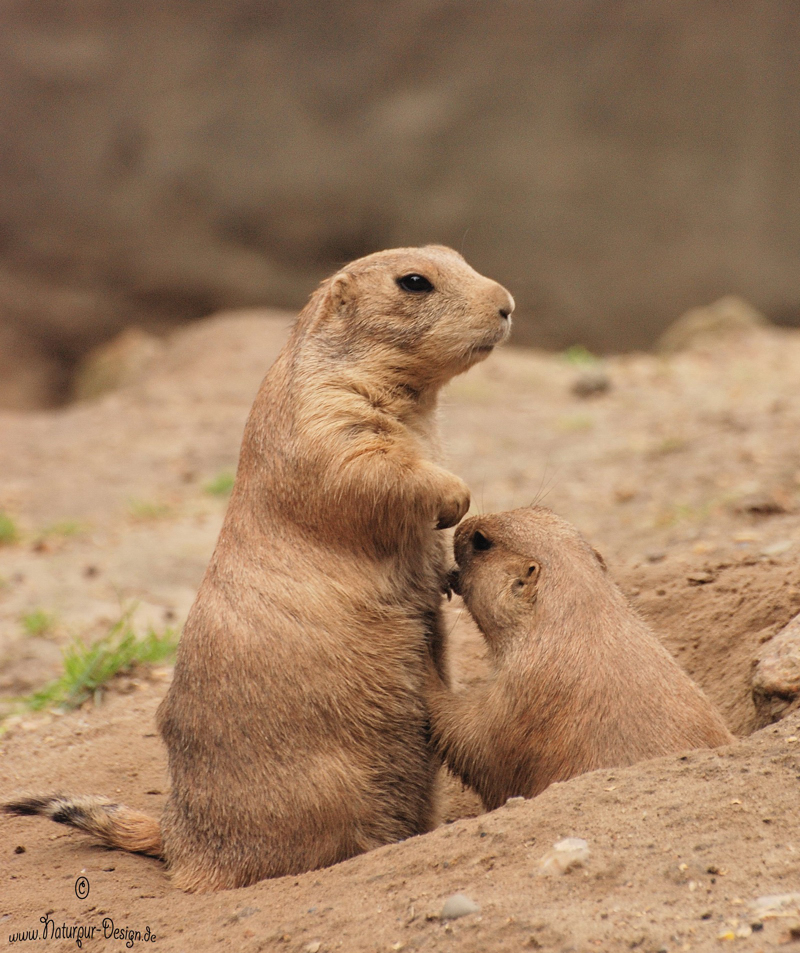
[{"xmin": 494, "ymin": 285, "xmax": 515, "ymax": 321}]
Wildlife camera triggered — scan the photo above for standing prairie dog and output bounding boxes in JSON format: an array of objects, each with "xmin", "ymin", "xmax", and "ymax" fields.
[
  {"xmin": 429, "ymin": 507, "xmax": 734, "ymax": 811},
  {"xmin": 4, "ymin": 246, "xmax": 513, "ymax": 890}
]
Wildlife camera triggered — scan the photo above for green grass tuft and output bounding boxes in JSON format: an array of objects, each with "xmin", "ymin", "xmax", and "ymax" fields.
[
  {"xmin": 0, "ymin": 511, "xmax": 19, "ymax": 546},
  {"xmin": 42, "ymin": 519, "xmax": 87, "ymax": 538},
  {"xmin": 128, "ymin": 498, "xmax": 173, "ymax": 521},
  {"xmin": 203, "ymin": 471, "xmax": 235, "ymax": 497},
  {"xmin": 20, "ymin": 609, "xmax": 57, "ymax": 637},
  {"xmin": 13, "ymin": 611, "xmax": 178, "ymax": 716},
  {"xmin": 561, "ymin": 344, "xmax": 599, "ymax": 366}
]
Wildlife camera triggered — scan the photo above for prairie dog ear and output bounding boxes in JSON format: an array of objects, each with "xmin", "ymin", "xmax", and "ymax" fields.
[
  {"xmin": 513, "ymin": 560, "xmax": 540, "ymax": 600},
  {"xmin": 591, "ymin": 546, "xmax": 607, "ymax": 572},
  {"xmin": 329, "ymin": 272, "xmax": 356, "ymax": 316}
]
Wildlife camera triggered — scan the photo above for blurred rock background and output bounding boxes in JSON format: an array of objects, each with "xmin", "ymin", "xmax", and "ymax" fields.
[{"xmin": 1, "ymin": 0, "xmax": 799, "ymax": 409}]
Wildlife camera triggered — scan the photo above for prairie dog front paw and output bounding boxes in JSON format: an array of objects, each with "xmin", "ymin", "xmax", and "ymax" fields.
[{"xmin": 435, "ymin": 475, "xmax": 470, "ymax": 530}]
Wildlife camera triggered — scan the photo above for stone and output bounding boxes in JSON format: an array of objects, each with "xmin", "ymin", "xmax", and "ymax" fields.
[
  {"xmin": 752, "ymin": 615, "xmax": 800, "ymax": 721},
  {"xmin": 761, "ymin": 539, "xmax": 794, "ymax": 556},
  {"xmin": 440, "ymin": 894, "xmax": 481, "ymax": 920},
  {"xmin": 750, "ymin": 893, "xmax": 800, "ymax": 916},
  {"xmin": 537, "ymin": 837, "xmax": 590, "ymax": 875},
  {"xmin": 571, "ymin": 368, "xmax": 611, "ymax": 398}
]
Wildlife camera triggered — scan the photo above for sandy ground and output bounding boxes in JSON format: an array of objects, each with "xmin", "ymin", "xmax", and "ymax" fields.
[{"xmin": 2, "ymin": 309, "xmax": 800, "ymax": 952}]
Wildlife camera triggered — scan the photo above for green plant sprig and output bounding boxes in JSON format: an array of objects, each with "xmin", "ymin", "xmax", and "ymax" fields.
[{"xmin": 14, "ymin": 611, "xmax": 178, "ymax": 716}]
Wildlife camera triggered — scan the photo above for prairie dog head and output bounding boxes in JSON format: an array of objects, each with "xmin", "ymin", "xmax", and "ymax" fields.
[
  {"xmin": 452, "ymin": 507, "xmax": 610, "ymax": 652},
  {"xmin": 300, "ymin": 245, "xmax": 514, "ymax": 388}
]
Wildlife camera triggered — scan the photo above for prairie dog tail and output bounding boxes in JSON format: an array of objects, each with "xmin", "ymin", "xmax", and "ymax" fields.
[{"xmin": 3, "ymin": 795, "xmax": 162, "ymax": 858}]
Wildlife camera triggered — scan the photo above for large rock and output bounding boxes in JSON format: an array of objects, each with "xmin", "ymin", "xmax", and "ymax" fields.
[
  {"xmin": 752, "ymin": 613, "xmax": 800, "ymax": 723},
  {"xmin": 2, "ymin": 0, "xmax": 800, "ymax": 406}
]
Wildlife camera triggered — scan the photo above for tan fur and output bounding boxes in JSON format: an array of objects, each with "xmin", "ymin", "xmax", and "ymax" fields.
[
  {"xmin": 428, "ymin": 507, "xmax": 735, "ymax": 811},
  {"xmin": 4, "ymin": 247, "xmax": 513, "ymax": 890}
]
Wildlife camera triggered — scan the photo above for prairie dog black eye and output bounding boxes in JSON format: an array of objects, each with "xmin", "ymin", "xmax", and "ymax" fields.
[
  {"xmin": 397, "ymin": 274, "xmax": 434, "ymax": 293},
  {"xmin": 471, "ymin": 530, "xmax": 492, "ymax": 552}
]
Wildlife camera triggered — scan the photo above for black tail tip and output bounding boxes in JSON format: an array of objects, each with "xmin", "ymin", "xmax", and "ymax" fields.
[{"xmin": 3, "ymin": 795, "xmax": 63, "ymax": 818}]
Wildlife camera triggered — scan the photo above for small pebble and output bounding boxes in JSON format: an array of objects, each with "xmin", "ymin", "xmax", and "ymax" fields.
[
  {"xmin": 692, "ymin": 541, "xmax": 715, "ymax": 555},
  {"xmin": 440, "ymin": 893, "xmax": 481, "ymax": 920},
  {"xmin": 571, "ymin": 368, "xmax": 611, "ymax": 398},
  {"xmin": 504, "ymin": 796, "xmax": 525, "ymax": 807},
  {"xmin": 732, "ymin": 531, "xmax": 758, "ymax": 543},
  {"xmin": 735, "ymin": 492, "xmax": 787, "ymax": 516},
  {"xmin": 686, "ymin": 572, "xmax": 714, "ymax": 585},
  {"xmin": 614, "ymin": 484, "xmax": 637, "ymax": 503},
  {"xmin": 538, "ymin": 837, "xmax": 590, "ymax": 874},
  {"xmin": 305, "ymin": 942, "xmax": 322, "ymax": 953},
  {"xmin": 761, "ymin": 539, "xmax": 794, "ymax": 556},
  {"xmin": 231, "ymin": 906, "xmax": 259, "ymax": 922},
  {"xmin": 750, "ymin": 893, "xmax": 800, "ymax": 913}
]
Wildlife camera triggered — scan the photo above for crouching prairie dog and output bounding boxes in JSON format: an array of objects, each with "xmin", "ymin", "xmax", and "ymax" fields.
[
  {"xmin": 4, "ymin": 246, "xmax": 514, "ymax": 890},
  {"xmin": 428, "ymin": 507, "xmax": 734, "ymax": 811}
]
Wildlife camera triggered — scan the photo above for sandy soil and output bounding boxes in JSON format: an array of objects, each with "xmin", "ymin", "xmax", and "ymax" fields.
[{"xmin": 2, "ymin": 310, "xmax": 800, "ymax": 952}]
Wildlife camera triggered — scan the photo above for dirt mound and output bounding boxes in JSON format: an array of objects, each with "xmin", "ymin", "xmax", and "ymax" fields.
[
  {"xmin": 625, "ymin": 556, "xmax": 800, "ymax": 735},
  {"xmin": 5, "ymin": 689, "xmax": 800, "ymax": 952},
  {"xmin": 2, "ymin": 312, "xmax": 800, "ymax": 950},
  {"xmin": 0, "ymin": 309, "xmax": 293, "ymax": 525}
]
